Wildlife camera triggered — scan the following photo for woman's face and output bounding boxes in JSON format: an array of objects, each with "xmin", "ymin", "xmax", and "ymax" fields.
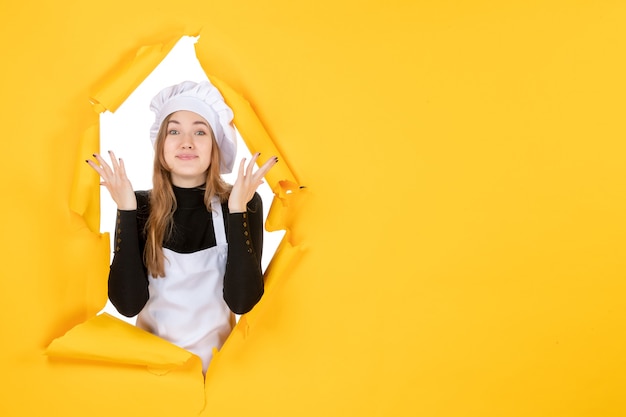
[{"xmin": 162, "ymin": 110, "xmax": 214, "ymax": 187}]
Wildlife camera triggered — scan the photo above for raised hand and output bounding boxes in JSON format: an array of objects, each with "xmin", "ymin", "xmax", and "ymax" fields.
[
  {"xmin": 228, "ymin": 153, "xmax": 278, "ymax": 213},
  {"xmin": 86, "ymin": 151, "xmax": 137, "ymax": 210}
]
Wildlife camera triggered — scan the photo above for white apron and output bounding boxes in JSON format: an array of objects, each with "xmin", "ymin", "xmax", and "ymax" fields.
[{"xmin": 136, "ymin": 197, "xmax": 234, "ymax": 373}]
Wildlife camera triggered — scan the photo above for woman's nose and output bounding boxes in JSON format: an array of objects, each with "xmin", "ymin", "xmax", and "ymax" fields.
[{"xmin": 180, "ymin": 133, "xmax": 194, "ymax": 148}]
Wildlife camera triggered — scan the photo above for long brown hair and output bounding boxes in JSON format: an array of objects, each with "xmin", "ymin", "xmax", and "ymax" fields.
[{"xmin": 144, "ymin": 113, "xmax": 232, "ymax": 277}]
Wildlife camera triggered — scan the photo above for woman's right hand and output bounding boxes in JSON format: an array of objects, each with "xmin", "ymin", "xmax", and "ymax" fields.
[{"xmin": 86, "ymin": 151, "xmax": 137, "ymax": 210}]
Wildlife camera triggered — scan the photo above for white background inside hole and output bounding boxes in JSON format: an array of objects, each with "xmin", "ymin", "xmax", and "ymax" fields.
[{"xmin": 98, "ymin": 36, "xmax": 284, "ymax": 323}]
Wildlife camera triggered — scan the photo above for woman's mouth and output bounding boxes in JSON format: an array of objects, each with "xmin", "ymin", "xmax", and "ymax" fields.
[{"xmin": 176, "ymin": 154, "xmax": 198, "ymax": 160}]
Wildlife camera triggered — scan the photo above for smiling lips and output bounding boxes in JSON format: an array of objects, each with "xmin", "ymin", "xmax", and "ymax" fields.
[{"xmin": 176, "ymin": 154, "xmax": 198, "ymax": 160}]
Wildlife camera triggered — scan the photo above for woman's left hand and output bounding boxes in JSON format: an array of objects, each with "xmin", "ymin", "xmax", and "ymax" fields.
[{"xmin": 228, "ymin": 153, "xmax": 278, "ymax": 213}]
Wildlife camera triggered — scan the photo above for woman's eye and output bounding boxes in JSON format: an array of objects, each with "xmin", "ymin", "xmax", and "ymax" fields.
[
  {"xmin": 195, "ymin": 131, "xmax": 206, "ymax": 136},
  {"xmin": 168, "ymin": 129, "xmax": 179, "ymax": 135}
]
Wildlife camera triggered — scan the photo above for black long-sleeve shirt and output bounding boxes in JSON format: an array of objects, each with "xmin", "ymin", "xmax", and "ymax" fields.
[{"xmin": 108, "ymin": 185, "xmax": 264, "ymax": 316}]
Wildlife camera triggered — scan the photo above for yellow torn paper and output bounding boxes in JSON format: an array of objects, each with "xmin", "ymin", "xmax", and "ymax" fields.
[
  {"xmin": 46, "ymin": 313, "xmax": 201, "ymax": 373},
  {"xmin": 2, "ymin": 1, "xmax": 626, "ymax": 416}
]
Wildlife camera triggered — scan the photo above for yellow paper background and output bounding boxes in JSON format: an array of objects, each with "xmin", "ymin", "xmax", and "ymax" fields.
[{"xmin": 1, "ymin": 1, "xmax": 626, "ymax": 416}]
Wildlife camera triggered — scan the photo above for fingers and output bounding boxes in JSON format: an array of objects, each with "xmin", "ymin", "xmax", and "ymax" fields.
[
  {"xmin": 260, "ymin": 155, "xmax": 279, "ymax": 174},
  {"xmin": 117, "ymin": 157, "xmax": 128, "ymax": 178},
  {"xmin": 247, "ymin": 152, "xmax": 260, "ymax": 177},
  {"xmin": 238, "ymin": 153, "xmax": 278, "ymax": 180},
  {"xmin": 108, "ymin": 150, "xmax": 121, "ymax": 172},
  {"xmin": 86, "ymin": 151, "xmax": 129, "ymax": 183},
  {"xmin": 238, "ymin": 157, "xmax": 247, "ymax": 178},
  {"xmin": 88, "ymin": 153, "xmax": 112, "ymax": 180},
  {"xmin": 86, "ymin": 150, "xmax": 137, "ymax": 210},
  {"xmin": 252, "ymin": 155, "xmax": 278, "ymax": 181},
  {"xmin": 93, "ymin": 153, "xmax": 113, "ymax": 178},
  {"xmin": 109, "ymin": 150, "xmax": 129, "ymax": 180},
  {"xmin": 228, "ymin": 153, "xmax": 278, "ymax": 212},
  {"xmin": 86, "ymin": 155, "xmax": 107, "ymax": 179}
]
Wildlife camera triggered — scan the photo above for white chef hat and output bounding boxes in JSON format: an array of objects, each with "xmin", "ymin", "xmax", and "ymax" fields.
[{"xmin": 149, "ymin": 80, "xmax": 237, "ymax": 174}]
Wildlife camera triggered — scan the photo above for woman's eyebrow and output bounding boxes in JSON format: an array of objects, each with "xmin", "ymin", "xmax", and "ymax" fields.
[{"xmin": 167, "ymin": 120, "xmax": 209, "ymax": 127}]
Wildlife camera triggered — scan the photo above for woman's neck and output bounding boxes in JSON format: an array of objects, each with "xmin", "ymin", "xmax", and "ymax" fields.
[{"xmin": 172, "ymin": 184, "xmax": 206, "ymax": 208}]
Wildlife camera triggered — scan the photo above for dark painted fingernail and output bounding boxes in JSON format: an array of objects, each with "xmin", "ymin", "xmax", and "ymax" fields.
[
  {"xmin": 92, "ymin": 153, "xmax": 97, "ymax": 157},
  {"xmin": 85, "ymin": 160, "xmax": 89, "ymax": 163}
]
